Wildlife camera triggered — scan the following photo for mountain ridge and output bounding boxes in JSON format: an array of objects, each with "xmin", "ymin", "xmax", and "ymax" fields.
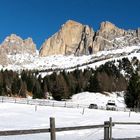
[
  {"xmin": 0, "ymin": 20, "xmax": 140, "ymax": 55},
  {"xmin": 0, "ymin": 20, "xmax": 140, "ymax": 72},
  {"xmin": 39, "ymin": 20, "xmax": 140, "ymax": 56}
]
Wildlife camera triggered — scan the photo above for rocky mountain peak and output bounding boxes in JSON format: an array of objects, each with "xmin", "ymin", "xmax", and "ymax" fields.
[
  {"xmin": 64, "ymin": 20, "xmax": 83, "ymax": 26},
  {"xmin": 93, "ymin": 21, "xmax": 140, "ymax": 52},
  {"xmin": 4, "ymin": 34, "xmax": 23, "ymax": 42},
  {"xmin": 0, "ymin": 20, "xmax": 139, "ymax": 62},
  {"xmin": 39, "ymin": 20, "xmax": 140, "ymax": 56},
  {"xmin": 0, "ymin": 34, "xmax": 36, "ymax": 55},
  {"xmin": 100, "ymin": 21, "xmax": 118, "ymax": 31},
  {"xmin": 98, "ymin": 21, "xmax": 125, "ymax": 37},
  {"xmin": 39, "ymin": 20, "xmax": 95, "ymax": 56}
]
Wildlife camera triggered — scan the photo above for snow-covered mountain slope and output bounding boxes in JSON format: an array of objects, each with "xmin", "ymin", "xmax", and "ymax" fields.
[{"xmin": 0, "ymin": 45, "xmax": 140, "ymax": 75}]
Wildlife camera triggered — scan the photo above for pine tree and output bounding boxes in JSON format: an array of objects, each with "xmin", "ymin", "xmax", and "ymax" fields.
[
  {"xmin": 32, "ymin": 80, "xmax": 43, "ymax": 99},
  {"xmin": 11, "ymin": 78, "xmax": 21, "ymax": 96},
  {"xmin": 88, "ymin": 74, "xmax": 100, "ymax": 92},
  {"xmin": 19, "ymin": 81, "xmax": 27, "ymax": 98},
  {"xmin": 125, "ymin": 72, "xmax": 140, "ymax": 108},
  {"xmin": 51, "ymin": 74, "xmax": 69, "ymax": 100}
]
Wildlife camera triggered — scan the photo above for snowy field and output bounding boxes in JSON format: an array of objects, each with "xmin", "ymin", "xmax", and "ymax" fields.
[
  {"xmin": 0, "ymin": 92, "xmax": 126, "ymax": 111},
  {"xmin": 0, "ymin": 93, "xmax": 140, "ymax": 140}
]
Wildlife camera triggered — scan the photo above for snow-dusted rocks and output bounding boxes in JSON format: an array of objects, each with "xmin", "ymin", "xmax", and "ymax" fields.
[
  {"xmin": 0, "ymin": 34, "xmax": 36, "ymax": 55},
  {"xmin": 92, "ymin": 21, "xmax": 125, "ymax": 51},
  {"xmin": 0, "ymin": 34, "xmax": 36, "ymax": 66}
]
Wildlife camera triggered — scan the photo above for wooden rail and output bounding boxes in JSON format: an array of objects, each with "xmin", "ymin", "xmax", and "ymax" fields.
[
  {"xmin": 1, "ymin": 117, "xmax": 140, "ymax": 140},
  {"xmin": 113, "ymin": 122, "xmax": 140, "ymax": 125},
  {"xmin": 0, "ymin": 128, "xmax": 50, "ymax": 136},
  {"xmin": 56, "ymin": 124, "xmax": 107, "ymax": 132},
  {"xmin": 0, "ymin": 124, "xmax": 108, "ymax": 135},
  {"xmin": 0, "ymin": 117, "xmax": 112, "ymax": 140}
]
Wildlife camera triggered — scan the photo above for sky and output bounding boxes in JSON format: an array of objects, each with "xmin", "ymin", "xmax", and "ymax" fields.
[{"xmin": 0, "ymin": 0, "xmax": 140, "ymax": 49}]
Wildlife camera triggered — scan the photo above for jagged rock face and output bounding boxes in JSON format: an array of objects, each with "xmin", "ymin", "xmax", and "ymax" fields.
[
  {"xmin": 99, "ymin": 21, "xmax": 125, "ymax": 38},
  {"xmin": 93, "ymin": 21, "xmax": 140, "ymax": 51},
  {"xmin": 92, "ymin": 21, "xmax": 125, "ymax": 52},
  {"xmin": 0, "ymin": 34, "xmax": 36, "ymax": 55},
  {"xmin": 39, "ymin": 20, "xmax": 95, "ymax": 56},
  {"xmin": 40, "ymin": 20, "xmax": 140, "ymax": 56}
]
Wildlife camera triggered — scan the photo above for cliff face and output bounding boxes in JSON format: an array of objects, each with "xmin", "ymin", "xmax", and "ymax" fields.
[
  {"xmin": 39, "ymin": 20, "xmax": 95, "ymax": 56},
  {"xmin": 39, "ymin": 20, "xmax": 140, "ymax": 56}
]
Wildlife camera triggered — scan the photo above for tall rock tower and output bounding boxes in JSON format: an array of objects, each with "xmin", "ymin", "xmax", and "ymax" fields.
[{"xmin": 39, "ymin": 20, "xmax": 95, "ymax": 56}]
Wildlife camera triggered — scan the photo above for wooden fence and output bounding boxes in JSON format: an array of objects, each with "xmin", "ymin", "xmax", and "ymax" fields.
[
  {"xmin": 0, "ymin": 117, "xmax": 113, "ymax": 140},
  {"xmin": 0, "ymin": 117, "xmax": 140, "ymax": 140}
]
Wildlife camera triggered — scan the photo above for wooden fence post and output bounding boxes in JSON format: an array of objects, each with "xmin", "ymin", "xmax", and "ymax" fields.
[
  {"xmin": 109, "ymin": 117, "xmax": 112, "ymax": 140},
  {"xmin": 2, "ymin": 97, "xmax": 4, "ymax": 103},
  {"xmin": 50, "ymin": 117, "xmax": 56, "ymax": 140},
  {"xmin": 82, "ymin": 108, "xmax": 85, "ymax": 115},
  {"xmin": 34, "ymin": 105, "xmax": 37, "ymax": 111},
  {"xmin": 104, "ymin": 121, "xmax": 109, "ymax": 140},
  {"xmin": 27, "ymin": 100, "xmax": 29, "ymax": 104},
  {"xmin": 64, "ymin": 102, "xmax": 66, "ymax": 107}
]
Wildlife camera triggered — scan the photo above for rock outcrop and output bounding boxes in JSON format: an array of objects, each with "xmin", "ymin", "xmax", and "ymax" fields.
[
  {"xmin": 93, "ymin": 21, "xmax": 140, "ymax": 51},
  {"xmin": 39, "ymin": 20, "xmax": 95, "ymax": 56},
  {"xmin": 39, "ymin": 20, "xmax": 140, "ymax": 56},
  {"xmin": 92, "ymin": 21, "xmax": 126, "ymax": 52},
  {"xmin": 0, "ymin": 34, "xmax": 36, "ymax": 55}
]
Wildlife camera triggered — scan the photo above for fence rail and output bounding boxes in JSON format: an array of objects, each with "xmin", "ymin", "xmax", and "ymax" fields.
[
  {"xmin": 0, "ymin": 117, "xmax": 112, "ymax": 140},
  {"xmin": 0, "ymin": 117, "xmax": 140, "ymax": 140},
  {"xmin": 0, "ymin": 128, "xmax": 50, "ymax": 136},
  {"xmin": 113, "ymin": 122, "xmax": 140, "ymax": 125}
]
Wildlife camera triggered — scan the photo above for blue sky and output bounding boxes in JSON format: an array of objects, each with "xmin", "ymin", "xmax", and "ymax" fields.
[{"xmin": 0, "ymin": 0, "xmax": 140, "ymax": 49}]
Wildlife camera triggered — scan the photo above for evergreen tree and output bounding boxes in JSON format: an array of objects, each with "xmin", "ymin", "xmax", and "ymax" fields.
[
  {"xmin": 125, "ymin": 72, "xmax": 140, "ymax": 108},
  {"xmin": 19, "ymin": 81, "xmax": 27, "ymax": 98},
  {"xmin": 88, "ymin": 74, "xmax": 101, "ymax": 92},
  {"xmin": 51, "ymin": 74, "xmax": 69, "ymax": 100},
  {"xmin": 32, "ymin": 81, "xmax": 43, "ymax": 99},
  {"xmin": 11, "ymin": 78, "xmax": 21, "ymax": 96},
  {"xmin": 26, "ymin": 76, "xmax": 35, "ymax": 92}
]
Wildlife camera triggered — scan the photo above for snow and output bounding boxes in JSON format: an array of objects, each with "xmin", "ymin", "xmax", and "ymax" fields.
[
  {"xmin": 70, "ymin": 92, "xmax": 125, "ymax": 108},
  {"xmin": 0, "ymin": 92, "xmax": 140, "ymax": 140},
  {"xmin": 1, "ymin": 45, "xmax": 139, "ymax": 77}
]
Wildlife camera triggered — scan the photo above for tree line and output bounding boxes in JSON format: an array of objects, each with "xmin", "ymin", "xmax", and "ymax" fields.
[{"xmin": 0, "ymin": 57, "xmax": 140, "ymax": 108}]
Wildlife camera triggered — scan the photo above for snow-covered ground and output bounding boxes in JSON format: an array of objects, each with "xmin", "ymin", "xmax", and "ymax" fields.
[
  {"xmin": 70, "ymin": 92, "xmax": 125, "ymax": 108},
  {"xmin": 1, "ymin": 45, "xmax": 140, "ymax": 75},
  {"xmin": 0, "ymin": 92, "xmax": 140, "ymax": 140},
  {"xmin": 0, "ymin": 92, "xmax": 126, "ymax": 110}
]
